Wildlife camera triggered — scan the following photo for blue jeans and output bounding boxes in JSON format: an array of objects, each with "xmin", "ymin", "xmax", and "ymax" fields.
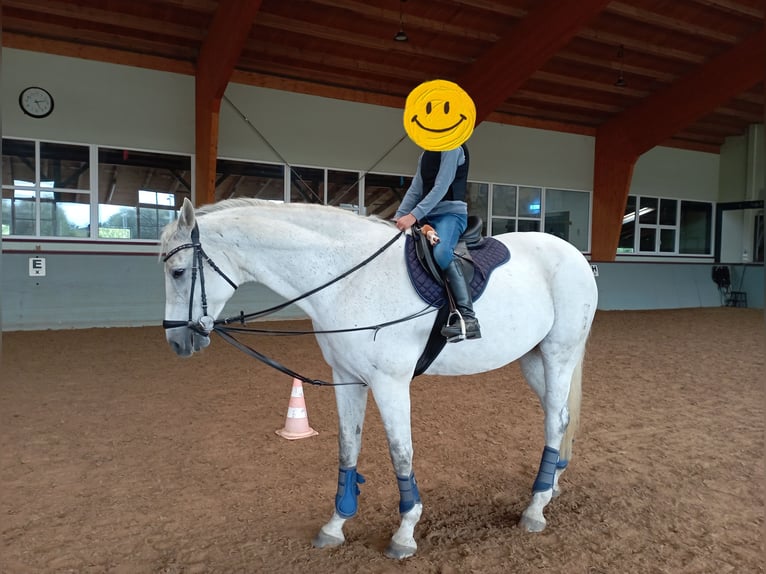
[{"xmin": 426, "ymin": 213, "xmax": 467, "ymax": 270}]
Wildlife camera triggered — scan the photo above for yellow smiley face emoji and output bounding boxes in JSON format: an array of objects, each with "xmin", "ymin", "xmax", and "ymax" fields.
[{"xmin": 404, "ymin": 79, "xmax": 476, "ymax": 151}]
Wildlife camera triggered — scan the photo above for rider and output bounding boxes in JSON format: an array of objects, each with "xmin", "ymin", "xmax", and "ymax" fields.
[{"xmin": 394, "ymin": 142, "xmax": 481, "ymax": 341}]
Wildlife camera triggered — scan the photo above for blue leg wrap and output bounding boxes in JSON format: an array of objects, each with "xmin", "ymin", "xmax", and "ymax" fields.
[
  {"xmin": 396, "ymin": 472, "xmax": 421, "ymax": 514},
  {"xmin": 335, "ymin": 466, "xmax": 365, "ymax": 518},
  {"xmin": 556, "ymin": 458, "xmax": 569, "ymax": 470},
  {"xmin": 532, "ymin": 446, "xmax": 560, "ymax": 493}
]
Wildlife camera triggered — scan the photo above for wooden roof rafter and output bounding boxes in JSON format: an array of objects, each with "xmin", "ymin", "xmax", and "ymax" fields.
[{"xmin": 458, "ymin": 0, "xmax": 614, "ymax": 123}]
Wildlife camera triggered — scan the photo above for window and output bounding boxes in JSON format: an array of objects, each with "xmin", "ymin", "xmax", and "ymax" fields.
[
  {"xmin": 2, "ymin": 139, "xmax": 596, "ymax": 255},
  {"xmin": 619, "ymin": 195, "xmax": 713, "ymax": 256},
  {"xmin": 327, "ymin": 169, "xmax": 361, "ymax": 213},
  {"xmin": 679, "ymin": 201, "xmax": 712, "ymax": 255},
  {"xmin": 215, "ymin": 159, "xmax": 284, "ymax": 202},
  {"xmin": 544, "ymin": 188, "xmax": 590, "ymax": 252},
  {"xmin": 364, "ymin": 173, "xmax": 411, "ymax": 219},
  {"xmin": 490, "ymin": 184, "xmax": 541, "ymax": 235},
  {"xmin": 290, "ymin": 166, "xmax": 324, "ymax": 204},
  {"xmin": 2, "ymin": 139, "xmax": 92, "ymax": 238},
  {"xmin": 97, "ymin": 147, "xmax": 191, "ymax": 240},
  {"xmin": 466, "ymin": 182, "xmax": 488, "ymax": 235},
  {"xmin": 1, "ymin": 139, "xmax": 194, "ymax": 241}
]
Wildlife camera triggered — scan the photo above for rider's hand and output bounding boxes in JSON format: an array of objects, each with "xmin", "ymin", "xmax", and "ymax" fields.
[{"xmin": 395, "ymin": 213, "xmax": 417, "ymax": 232}]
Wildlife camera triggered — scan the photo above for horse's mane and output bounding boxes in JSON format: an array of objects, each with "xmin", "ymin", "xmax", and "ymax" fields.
[
  {"xmin": 161, "ymin": 198, "xmax": 395, "ymax": 253},
  {"xmin": 194, "ymin": 197, "xmax": 270, "ymax": 216},
  {"xmin": 196, "ymin": 198, "xmax": 395, "ymax": 227}
]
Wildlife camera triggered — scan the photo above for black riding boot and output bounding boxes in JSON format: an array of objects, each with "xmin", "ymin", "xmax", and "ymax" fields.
[{"xmin": 441, "ymin": 259, "xmax": 481, "ymax": 341}]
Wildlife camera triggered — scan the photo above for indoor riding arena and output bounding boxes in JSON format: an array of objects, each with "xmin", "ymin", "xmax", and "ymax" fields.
[
  {"xmin": 1, "ymin": 1, "xmax": 764, "ymax": 573},
  {"xmin": 1, "ymin": 310, "xmax": 764, "ymax": 573}
]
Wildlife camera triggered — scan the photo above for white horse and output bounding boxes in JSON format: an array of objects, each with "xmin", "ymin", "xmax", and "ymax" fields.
[{"xmin": 161, "ymin": 197, "xmax": 597, "ymax": 559}]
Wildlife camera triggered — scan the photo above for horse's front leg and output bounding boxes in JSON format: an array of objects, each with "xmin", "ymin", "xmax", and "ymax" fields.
[
  {"xmin": 312, "ymin": 380, "xmax": 369, "ymax": 549},
  {"xmin": 370, "ymin": 377, "xmax": 422, "ymax": 560}
]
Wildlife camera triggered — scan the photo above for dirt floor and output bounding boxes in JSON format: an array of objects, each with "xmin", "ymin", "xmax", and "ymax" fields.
[{"xmin": 1, "ymin": 308, "xmax": 764, "ymax": 574}]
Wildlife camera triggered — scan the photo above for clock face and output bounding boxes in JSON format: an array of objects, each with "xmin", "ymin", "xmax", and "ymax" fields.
[{"xmin": 19, "ymin": 87, "xmax": 54, "ymax": 118}]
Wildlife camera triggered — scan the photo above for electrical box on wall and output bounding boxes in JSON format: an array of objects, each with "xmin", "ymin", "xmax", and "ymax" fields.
[{"xmin": 29, "ymin": 257, "xmax": 46, "ymax": 277}]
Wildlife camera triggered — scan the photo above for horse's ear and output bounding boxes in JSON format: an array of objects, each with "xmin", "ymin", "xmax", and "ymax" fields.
[{"xmin": 177, "ymin": 197, "xmax": 196, "ymax": 232}]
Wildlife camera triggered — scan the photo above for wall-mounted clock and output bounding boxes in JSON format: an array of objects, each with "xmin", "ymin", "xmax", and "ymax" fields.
[{"xmin": 19, "ymin": 86, "xmax": 54, "ymax": 119}]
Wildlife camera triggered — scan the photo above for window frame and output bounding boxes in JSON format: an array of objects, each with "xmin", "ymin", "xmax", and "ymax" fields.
[
  {"xmin": 2, "ymin": 137, "xmax": 193, "ymax": 248},
  {"xmin": 618, "ymin": 193, "xmax": 715, "ymax": 258},
  {"xmin": 3, "ymin": 138, "xmax": 596, "ymax": 256}
]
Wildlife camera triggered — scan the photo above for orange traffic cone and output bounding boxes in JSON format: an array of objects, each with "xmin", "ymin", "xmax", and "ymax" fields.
[{"xmin": 276, "ymin": 378, "xmax": 319, "ymax": 440}]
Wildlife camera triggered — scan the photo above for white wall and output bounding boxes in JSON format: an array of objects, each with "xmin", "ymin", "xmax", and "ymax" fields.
[
  {"xmin": 719, "ymin": 125, "xmax": 765, "ymax": 203},
  {"xmin": 632, "ymin": 146, "xmax": 720, "ymax": 201},
  {"xmin": 3, "ymin": 49, "xmax": 195, "ymax": 153},
  {"xmin": 219, "ymin": 83, "xmax": 599, "ymax": 189}
]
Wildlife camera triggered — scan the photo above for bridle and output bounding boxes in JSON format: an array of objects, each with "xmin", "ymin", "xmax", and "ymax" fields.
[{"xmin": 161, "ymin": 223, "xmax": 238, "ymax": 335}]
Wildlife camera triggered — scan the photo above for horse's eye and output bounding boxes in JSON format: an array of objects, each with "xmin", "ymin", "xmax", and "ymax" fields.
[{"xmin": 171, "ymin": 269, "xmax": 185, "ymax": 279}]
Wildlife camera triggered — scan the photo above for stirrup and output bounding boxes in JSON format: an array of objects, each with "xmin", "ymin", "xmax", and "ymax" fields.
[
  {"xmin": 441, "ymin": 311, "xmax": 481, "ymax": 342},
  {"xmin": 442, "ymin": 310, "xmax": 467, "ymax": 342}
]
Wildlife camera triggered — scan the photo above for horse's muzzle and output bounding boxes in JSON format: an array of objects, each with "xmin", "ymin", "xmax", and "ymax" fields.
[{"xmin": 163, "ymin": 317, "xmax": 214, "ymax": 356}]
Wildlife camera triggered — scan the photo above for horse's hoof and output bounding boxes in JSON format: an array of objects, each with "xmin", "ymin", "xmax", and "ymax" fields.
[
  {"xmin": 384, "ymin": 541, "xmax": 417, "ymax": 560},
  {"xmin": 312, "ymin": 530, "xmax": 344, "ymax": 549},
  {"xmin": 519, "ymin": 514, "xmax": 546, "ymax": 533}
]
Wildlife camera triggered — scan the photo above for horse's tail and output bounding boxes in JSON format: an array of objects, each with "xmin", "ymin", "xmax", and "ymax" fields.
[{"xmin": 560, "ymin": 353, "xmax": 583, "ymax": 463}]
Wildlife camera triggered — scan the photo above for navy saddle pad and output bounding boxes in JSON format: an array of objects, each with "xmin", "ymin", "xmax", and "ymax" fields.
[{"xmin": 404, "ymin": 234, "xmax": 510, "ymax": 307}]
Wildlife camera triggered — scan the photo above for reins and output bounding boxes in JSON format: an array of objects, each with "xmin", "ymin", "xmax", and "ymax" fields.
[{"xmin": 163, "ymin": 225, "xmax": 432, "ymax": 387}]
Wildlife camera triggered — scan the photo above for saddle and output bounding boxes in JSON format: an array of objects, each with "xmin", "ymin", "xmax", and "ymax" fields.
[{"xmin": 405, "ymin": 216, "xmax": 510, "ymax": 376}]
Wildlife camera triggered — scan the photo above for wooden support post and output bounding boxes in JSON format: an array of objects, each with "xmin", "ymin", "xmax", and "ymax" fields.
[
  {"xmin": 591, "ymin": 138, "xmax": 637, "ymax": 261},
  {"xmin": 195, "ymin": 86, "xmax": 221, "ymax": 207},
  {"xmin": 194, "ymin": 0, "xmax": 263, "ymax": 206}
]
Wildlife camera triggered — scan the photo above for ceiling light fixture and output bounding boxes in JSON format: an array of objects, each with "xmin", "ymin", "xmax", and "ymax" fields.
[
  {"xmin": 614, "ymin": 44, "xmax": 626, "ymax": 87},
  {"xmin": 394, "ymin": 0, "xmax": 408, "ymax": 42}
]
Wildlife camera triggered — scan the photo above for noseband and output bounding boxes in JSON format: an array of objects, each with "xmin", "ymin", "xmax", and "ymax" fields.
[{"xmin": 161, "ymin": 223, "xmax": 238, "ymax": 336}]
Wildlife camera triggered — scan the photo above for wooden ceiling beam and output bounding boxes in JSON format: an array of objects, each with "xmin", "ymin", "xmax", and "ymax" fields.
[
  {"xmin": 556, "ymin": 50, "xmax": 679, "ymax": 83},
  {"xmin": 689, "ymin": 0, "xmax": 764, "ymax": 20},
  {"xmin": 510, "ymin": 90, "xmax": 624, "ymax": 114},
  {"xmin": 532, "ymin": 70, "xmax": 650, "ymax": 97},
  {"xmin": 606, "ymin": 1, "xmax": 740, "ymax": 44},
  {"xmin": 307, "ymin": 0, "xmax": 499, "ymax": 42},
  {"xmin": 256, "ymin": 13, "xmax": 473, "ymax": 63},
  {"xmin": 3, "ymin": 0, "xmax": 203, "ymax": 40},
  {"xmin": 197, "ymin": 1, "xmax": 261, "ymax": 101},
  {"xmin": 3, "ymin": 32, "xmax": 195, "ymax": 74},
  {"xmin": 449, "ymin": 0, "xmax": 526, "ymax": 18},
  {"xmin": 598, "ymin": 27, "xmax": 766, "ymax": 156},
  {"xmin": 576, "ymin": 29, "xmax": 706, "ymax": 64},
  {"xmin": 661, "ymin": 139, "xmax": 721, "ymax": 154},
  {"xmin": 195, "ymin": 0, "xmax": 262, "ymax": 206},
  {"xmin": 459, "ymin": 0, "xmax": 612, "ymax": 123},
  {"xmin": 2, "ymin": 17, "xmax": 198, "ymax": 60}
]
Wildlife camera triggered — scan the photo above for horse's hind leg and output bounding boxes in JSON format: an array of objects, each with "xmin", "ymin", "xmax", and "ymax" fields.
[
  {"xmin": 313, "ymin": 380, "xmax": 369, "ymax": 549},
  {"xmin": 518, "ymin": 346, "xmax": 584, "ymax": 532}
]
